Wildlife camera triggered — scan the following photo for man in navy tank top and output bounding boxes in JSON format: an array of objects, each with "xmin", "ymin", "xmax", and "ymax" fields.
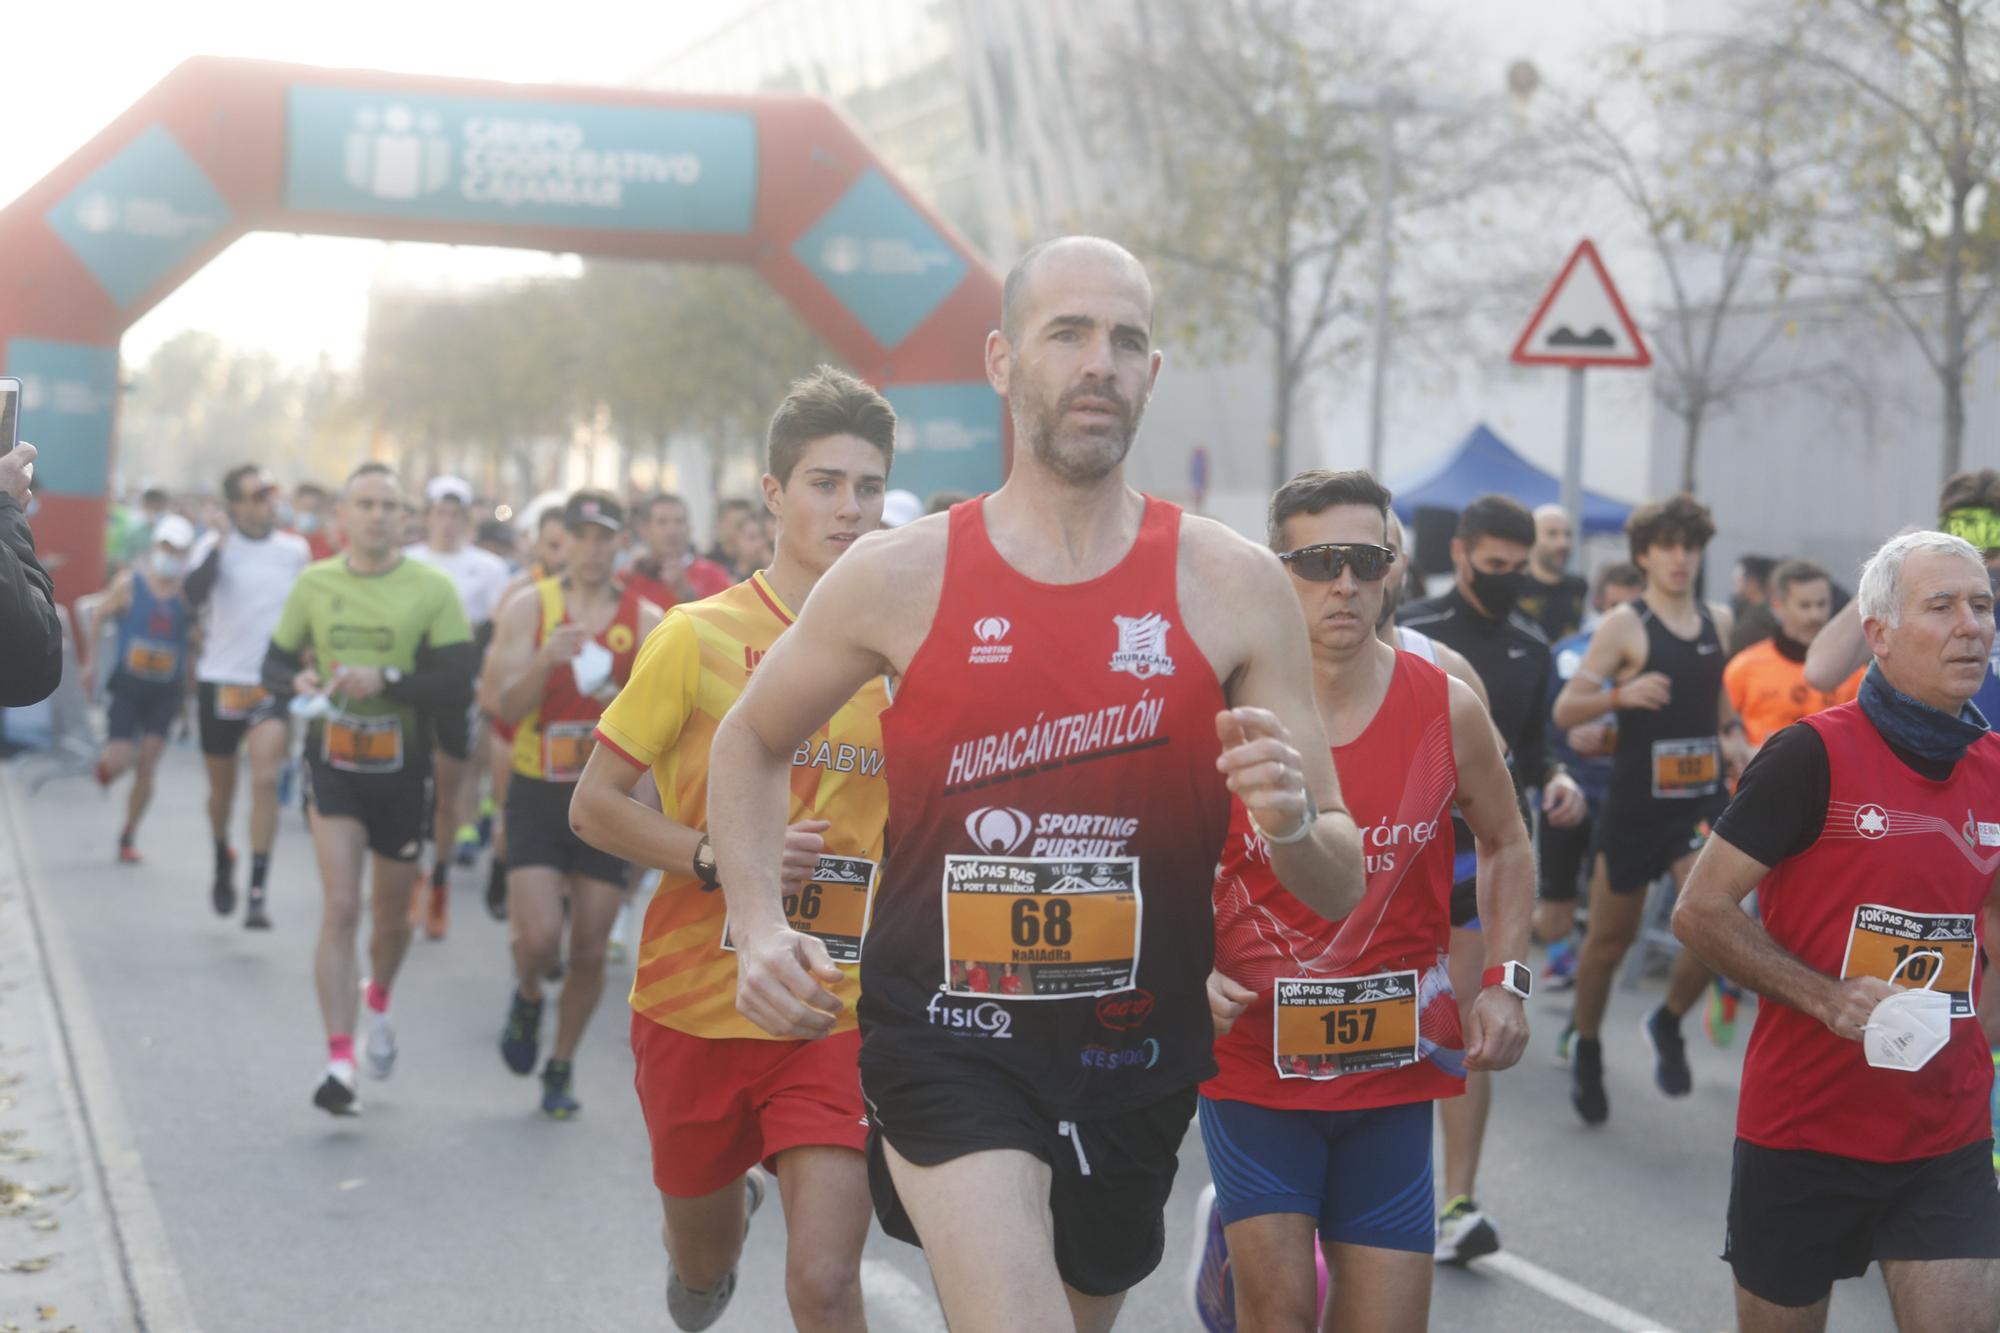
[
  {"xmin": 706, "ymin": 236, "xmax": 1368, "ymax": 1333},
  {"xmin": 1553, "ymin": 494, "xmax": 1750, "ymax": 1125},
  {"xmin": 1675, "ymin": 529, "xmax": 2000, "ymax": 1333},
  {"xmin": 82, "ymin": 512, "xmax": 197, "ymax": 864}
]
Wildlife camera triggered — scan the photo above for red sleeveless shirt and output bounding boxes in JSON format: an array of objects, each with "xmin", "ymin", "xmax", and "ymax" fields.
[
  {"xmin": 1738, "ymin": 703, "xmax": 2000, "ymax": 1161},
  {"xmin": 1206, "ymin": 652, "xmax": 1465, "ymax": 1110},
  {"xmin": 862, "ymin": 496, "xmax": 1232, "ymax": 1115},
  {"xmin": 510, "ymin": 577, "xmax": 646, "ymax": 782}
]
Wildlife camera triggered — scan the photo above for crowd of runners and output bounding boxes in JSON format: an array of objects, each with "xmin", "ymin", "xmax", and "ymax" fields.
[{"xmin": 52, "ymin": 237, "xmax": 2000, "ymax": 1332}]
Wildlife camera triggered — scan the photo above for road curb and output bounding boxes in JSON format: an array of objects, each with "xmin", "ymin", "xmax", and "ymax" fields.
[{"xmin": 0, "ymin": 771, "xmax": 200, "ymax": 1331}]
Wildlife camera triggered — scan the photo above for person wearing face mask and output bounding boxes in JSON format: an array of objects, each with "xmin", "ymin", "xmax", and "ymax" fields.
[
  {"xmin": 1673, "ymin": 530, "xmax": 2000, "ymax": 1333},
  {"xmin": 1553, "ymin": 493, "xmax": 1749, "ymax": 1124},
  {"xmin": 79, "ymin": 514, "xmax": 197, "ymax": 864},
  {"xmin": 1397, "ymin": 494, "xmax": 1586, "ymax": 1264},
  {"xmin": 290, "ymin": 482, "xmax": 336, "ymax": 561}
]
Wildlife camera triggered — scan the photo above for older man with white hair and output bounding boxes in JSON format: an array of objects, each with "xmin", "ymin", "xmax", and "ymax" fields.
[{"xmin": 1674, "ymin": 529, "xmax": 2000, "ymax": 1333}]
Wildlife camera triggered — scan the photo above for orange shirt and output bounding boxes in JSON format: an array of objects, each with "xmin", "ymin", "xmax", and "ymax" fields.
[
  {"xmin": 1724, "ymin": 639, "xmax": 1845, "ymax": 748},
  {"xmin": 594, "ymin": 572, "xmax": 889, "ymax": 1040}
]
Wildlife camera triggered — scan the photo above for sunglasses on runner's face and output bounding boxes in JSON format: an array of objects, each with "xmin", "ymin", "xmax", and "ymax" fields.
[{"xmin": 1279, "ymin": 543, "xmax": 1396, "ymax": 583}]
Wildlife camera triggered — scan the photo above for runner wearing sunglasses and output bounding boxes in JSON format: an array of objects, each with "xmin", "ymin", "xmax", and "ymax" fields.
[{"xmin": 1192, "ymin": 469, "xmax": 1533, "ymax": 1333}]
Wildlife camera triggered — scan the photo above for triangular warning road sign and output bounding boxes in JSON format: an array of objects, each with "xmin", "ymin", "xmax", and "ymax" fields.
[{"xmin": 1511, "ymin": 239, "xmax": 1651, "ymax": 369}]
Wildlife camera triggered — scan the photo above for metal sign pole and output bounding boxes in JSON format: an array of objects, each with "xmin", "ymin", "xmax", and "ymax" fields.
[{"xmin": 1562, "ymin": 366, "xmax": 1585, "ymax": 571}]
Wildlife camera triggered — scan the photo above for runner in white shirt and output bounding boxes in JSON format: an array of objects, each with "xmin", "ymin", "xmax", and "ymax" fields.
[
  {"xmin": 403, "ymin": 475, "xmax": 513, "ymax": 939},
  {"xmin": 184, "ymin": 466, "xmax": 312, "ymax": 929}
]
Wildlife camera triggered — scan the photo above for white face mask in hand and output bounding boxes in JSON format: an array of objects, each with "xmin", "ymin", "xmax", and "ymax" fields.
[
  {"xmin": 570, "ymin": 639, "xmax": 613, "ymax": 697},
  {"xmin": 1863, "ymin": 950, "xmax": 1954, "ymax": 1073}
]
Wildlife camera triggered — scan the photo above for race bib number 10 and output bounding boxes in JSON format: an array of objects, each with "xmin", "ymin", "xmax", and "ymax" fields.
[
  {"xmin": 1273, "ymin": 971, "xmax": 1419, "ymax": 1079},
  {"xmin": 721, "ymin": 854, "xmax": 879, "ymax": 965},
  {"xmin": 1840, "ymin": 904, "xmax": 1977, "ymax": 1020},
  {"xmin": 941, "ymin": 856, "xmax": 1142, "ymax": 999}
]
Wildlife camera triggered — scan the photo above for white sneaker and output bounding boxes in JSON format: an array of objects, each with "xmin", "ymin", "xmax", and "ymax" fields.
[
  {"xmin": 363, "ymin": 1008, "xmax": 398, "ymax": 1080},
  {"xmin": 607, "ymin": 896, "xmax": 634, "ymax": 964},
  {"xmin": 313, "ymin": 1061, "xmax": 361, "ymax": 1117}
]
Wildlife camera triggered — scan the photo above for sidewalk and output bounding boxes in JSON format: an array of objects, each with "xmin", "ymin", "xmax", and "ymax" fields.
[{"xmin": 0, "ymin": 767, "xmax": 194, "ymax": 1332}]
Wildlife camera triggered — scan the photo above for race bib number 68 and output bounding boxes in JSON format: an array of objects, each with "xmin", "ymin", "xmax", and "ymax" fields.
[{"xmin": 941, "ymin": 855, "xmax": 1142, "ymax": 1000}]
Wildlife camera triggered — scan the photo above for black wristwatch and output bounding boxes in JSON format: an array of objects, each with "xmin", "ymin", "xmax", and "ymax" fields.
[{"xmin": 692, "ymin": 835, "xmax": 718, "ymax": 888}]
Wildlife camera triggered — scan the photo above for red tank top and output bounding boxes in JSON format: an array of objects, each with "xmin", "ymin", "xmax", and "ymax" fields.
[
  {"xmin": 864, "ymin": 496, "xmax": 1231, "ymax": 1115},
  {"xmin": 510, "ymin": 578, "xmax": 646, "ymax": 782},
  {"xmin": 1206, "ymin": 652, "xmax": 1465, "ymax": 1110},
  {"xmin": 1737, "ymin": 703, "xmax": 2000, "ymax": 1160}
]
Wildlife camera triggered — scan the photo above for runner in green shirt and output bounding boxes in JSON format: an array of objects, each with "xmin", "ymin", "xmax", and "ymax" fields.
[{"xmin": 262, "ymin": 462, "xmax": 475, "ymax": 1117}]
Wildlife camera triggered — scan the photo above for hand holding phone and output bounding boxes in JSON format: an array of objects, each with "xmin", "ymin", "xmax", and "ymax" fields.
[{"xmin": 0, "ymin": 443, "xmax": 32, "ymax": 507}]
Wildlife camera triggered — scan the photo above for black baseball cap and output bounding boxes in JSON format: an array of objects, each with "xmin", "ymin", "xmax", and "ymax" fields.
[{"xmin": 563, "ymin": 490, "xmax": 625, "ymax": 533}]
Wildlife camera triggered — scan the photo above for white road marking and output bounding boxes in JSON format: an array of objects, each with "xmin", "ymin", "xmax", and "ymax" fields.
[
  {"xmin": 860, "ymin": 1257, "xmax": 947, "ymax": 1333},
  {"xmin": 1479, "ymin": 1251, "xmax": 1684, "ymax": 1333}
]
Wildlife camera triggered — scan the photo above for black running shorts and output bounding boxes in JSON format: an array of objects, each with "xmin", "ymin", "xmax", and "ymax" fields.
[
  {"xmin": 1538, "ymin": 812, "xmax": 1595, "ymax": 904},
  {"xmin": 861, "ymin": 1052, "xmax": 1197, "ymax": 1298},
  {"xmin": 196, "ymin": 682, "xmax": 285, "ymax": 757},
  {"xmin": 305, "ymin": 757, "xmax": 430, "ymax": 862},
  {"xmin": 503, "ymin": 774, "xmax": 628, "ymax": 886},
  {"xmin": 1725, "ymin": 1137, "xmax": 2000, "ymax": 1308},
  {"xmin": 1594, "ymin": 793, "xmax": 1727, "ymax": 895}
]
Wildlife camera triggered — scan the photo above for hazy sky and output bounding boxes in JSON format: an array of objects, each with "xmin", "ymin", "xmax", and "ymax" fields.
[{"xmin": 4, "ymin": 0, "xmax": 752, "ymax": 367}]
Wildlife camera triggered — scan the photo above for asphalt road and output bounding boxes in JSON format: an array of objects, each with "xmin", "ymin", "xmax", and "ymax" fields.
[{"xmin": 5, "ymin": 744, "xmax": 1907, "ymax": 1332}]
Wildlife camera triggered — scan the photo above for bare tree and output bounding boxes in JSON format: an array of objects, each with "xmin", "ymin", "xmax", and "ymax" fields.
[
  {"xmin": 1732, "ymin": 0, "xmax": 2000, "ymax": 482},
  {"xmin": 1080, "ymin": 0, "xmax": 1532, "ymax": 490}
]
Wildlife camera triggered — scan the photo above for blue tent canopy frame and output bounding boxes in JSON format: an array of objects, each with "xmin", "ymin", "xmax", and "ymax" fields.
[{"xmin": 1387, "ymin": 423, "xmax": 1635, "ymax": 536}]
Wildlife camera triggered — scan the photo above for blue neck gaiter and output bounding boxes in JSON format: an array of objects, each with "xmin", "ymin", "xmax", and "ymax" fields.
[{"xmin": 1857, "ymin": 662, "xmax": 1990, "ymax": 763}]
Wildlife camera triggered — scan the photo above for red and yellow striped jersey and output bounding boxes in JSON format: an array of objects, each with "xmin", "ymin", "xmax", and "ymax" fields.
[{"xmin": 594, "ymin": 571, "xmax": 889, "ymax": 1040}]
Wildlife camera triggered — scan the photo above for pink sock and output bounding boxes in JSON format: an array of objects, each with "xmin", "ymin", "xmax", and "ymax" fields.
[
  {"xmin": 328, "ymin": 1034, "xmax": 355, "ymax": 1065},
  {"xmin": 364, "ymin": 980, "xmax": 390, "ymax": 1014}
]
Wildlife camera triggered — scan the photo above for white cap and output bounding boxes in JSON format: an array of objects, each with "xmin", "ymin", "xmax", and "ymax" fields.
[
  {"xmin": 152, "ymin": 514, "xmax": 196, "ymax": 550},
  {"xmin": 881, "ymin": 489, "xmax": 924, "ymax": 529},
  {"xmin": 425, "ymin": 475, "xmax": 474, "ymax": 508}
]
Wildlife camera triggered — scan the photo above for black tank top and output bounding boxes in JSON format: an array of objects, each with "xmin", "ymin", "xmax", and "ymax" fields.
[{"xmin": 1609, "ymin": 601, "xmax": 1725, "ymax": 809}]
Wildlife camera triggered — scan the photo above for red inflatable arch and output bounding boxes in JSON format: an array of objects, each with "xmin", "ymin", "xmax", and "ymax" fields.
[{"xmin": 1, "ymin": 56, "xmax": 1006, "ymax": 602}]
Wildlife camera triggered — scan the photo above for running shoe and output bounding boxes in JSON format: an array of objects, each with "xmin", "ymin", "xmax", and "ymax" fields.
[
  {"xmin": 485, "ymin": 858, "xmax": 508, "ymax": 922},
  {"xmin": 454, "ymin": 824, "xmax": 480, "ymax": 867},
  {"xmin": 1553, "ymin": 1020, "xmax": 1575, "ymax": 1067},
  {"xmin": 1571, "ymin": 1035, "xmax": 1608, "ymax": 1125},
  {"xmin": 500, "ymin": 991, "xmax": 542, "ymax": 1076},
  {"xmin": 1541, "ymin": 937, "xmax": 1577, "ymax": 991},
  {"xmin": 477, "ymin": 797, "xmax": 496, "ymax": 848},
  {"xmin": 212, "ymin": 848, "xmax": 237, "ymax": 917},
  {"xmin": 1184, "ymin": 1183, "xmax": 1236, "ymax": 1333},
  {"xmin": 1645, "ymin": 1005, "xmax": 1693, "ymax": 1097},
  {"xmin": 1435, "ymin": 1195, "xmax": 1500, "ymax": 1265},
  {"xmin": 540, "ymin": 1059, "xmax": 579, "ymax": 1119},
  {"xmin": 313, "ymin": 1061, "xmax": 361, "ymax": 1117},
  {"xmin": 1703, "ymin": 979, "xmax": 1741, "ymax": 1048},
  {"xmin": 422, "ymin": 882, "xmax": 448, "ymax": 941},
  {"xmin": 117, "ymin": 839, "xmax": 141, "ymax": 865},
  {"xmin": 243, "ymin": 892, "xmax": 271, "ymax": 931},
  {"xmin": 278, "ymin": 758, "xmax": 296, "ymax": 810},
  {"xmin": 363, "ymin": 1007, "xmax": 398, "ymax": 1081},
  {"xmin": 666, "ymin": 1168, "xmax": 766, "ymax": 1331},
  {"xmin": 608, "ymin": 896, "xmax": 633, "ymax": 965}
]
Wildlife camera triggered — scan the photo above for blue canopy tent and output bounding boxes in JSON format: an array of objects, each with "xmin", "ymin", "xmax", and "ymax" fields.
[{"xmin": 1388, "ymin": 423, "xmax": 1634, "ymax": 536}]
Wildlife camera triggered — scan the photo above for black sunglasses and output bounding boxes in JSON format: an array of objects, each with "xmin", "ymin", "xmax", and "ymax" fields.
[{"xmin": 1278, "ymin": 542, "xmax": 1396, "ymax": 583}]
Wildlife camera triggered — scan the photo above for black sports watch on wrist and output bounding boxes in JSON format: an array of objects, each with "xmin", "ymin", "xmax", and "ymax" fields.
[{"xmin": 692, "ymin": 835, "xmax": 719, "ymax": 888}]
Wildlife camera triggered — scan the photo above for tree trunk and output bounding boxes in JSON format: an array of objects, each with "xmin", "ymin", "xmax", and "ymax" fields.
[
  {"xmin": 1939, "ymin": 3, "xmax": 1971, "ymax": 485},
  {"xmin": 1678, "ymin": 402, "xmax": 1705, "ymax": 496},
  {"xmin": 1271, "ymin": 259, "xmax": 1294, "ymax": 494}
]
